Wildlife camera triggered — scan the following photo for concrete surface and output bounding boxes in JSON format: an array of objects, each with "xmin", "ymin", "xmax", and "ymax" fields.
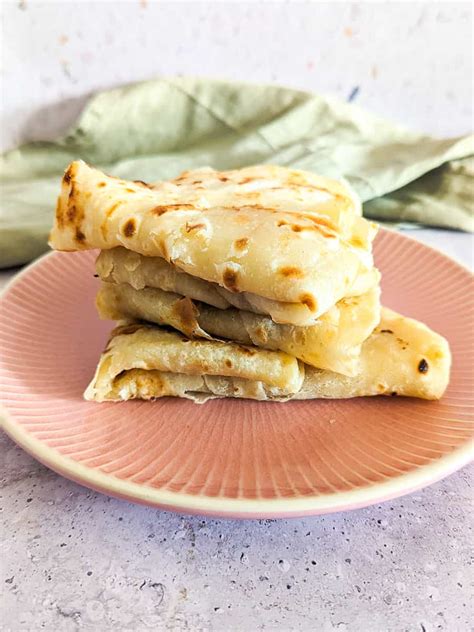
[
  {"xmin": 1, "ymin": 2, "xmax": 473, "ymax": 631},
  {"xmin": 0, "ymin": 436, "xmax": 472, "ymax": 632}
]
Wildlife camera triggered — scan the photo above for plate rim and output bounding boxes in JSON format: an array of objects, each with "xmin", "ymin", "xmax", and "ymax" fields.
[
  {"xmin": 1, "ymin": 229, "xmax": 473, "ymax": 518},
  {"xmin": 1, "ymin": 405, "xmax": 473, "ymax": 518}
]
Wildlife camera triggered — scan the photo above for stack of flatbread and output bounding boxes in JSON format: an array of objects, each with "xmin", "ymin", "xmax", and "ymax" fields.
[{"xmin": 49, "ymin": 161, "xmax": 451, "ymax": 403}]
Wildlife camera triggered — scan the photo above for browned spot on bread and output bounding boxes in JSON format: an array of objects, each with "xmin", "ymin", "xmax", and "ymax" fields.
[
  {"xmin": 172, "ymin": 298, "xmax": 199, "ymax": 334},
  {"xmin": 106, "ymin": 202, "xmax": 121, "ymax": 218},
  {"xmin": 242, "ymin": 204, "xmax": 275, "ymax": 212},
  {"xmin": 300, "ymin": 213, "xmax": 338, "ymax": 239},
  {"xmin": 125, "ymin": 188, "xmax": 137, "ymax": 193},
  {"xmin": 235, "ymin": 190, "xmax": 260, "ymax": 200},
  {"xmin": 68, "ymin": 182, "xmax": 76, "ymax": 199},
  {"xmin": 279, "ymin": 266, "xmax": 304, "ymax": 279},
  {"xmin": 114, "ymin": 369, "xmax": 164, "ymax": 393},
  {"xmin": 277, "ymin": 215, "xmax": 336, "ymax": 239},
  {"xmin": 64, "ymin": 182, "xmax": 84, "ymax": 226},
  {"xmin": 341, "ymin": 295, "xmax": 359, "ymax": 308},
  {"xmin": 122, "ymin": 218, "xmax": 136, "ymax": 238},
  {"xmin": 380, "ymin": 329, "xmax": 393, "ymax": 334},
  {"xmin": 328, "ymin": 190, "xmax": 349, "ymax": 204},
  {"xmin": 191, "ymin": 180, "xmax": 202, "ymax": 185},
  {"xmin": 277, "ymin": 213, "xmax": 337, "ymax": 239},
  {"xmin": 235, "ymin": 213, "xmax": 250, "ymax": 225},
  {"xmin": 418, "ymin": 358, "xmax": 429, "ymax": 374},
  {"xmin": 291, "ymin": 222, "xmax": 335, "ymax": 238},
  {"xmin": 185, "ymin": 222, "xmax": 206, "ymax": 233},
  {"xmin": 151, "ymin": 203, "xmax": 195, "ymax": 215},
  {"xmin": 55, "ymin": 197, "xmax": 64, "ymax": 228},
  {"xmin": 100, "ymin": 222, "xmax": 108, "ymax": 241},
  {"xmin": 305, "ymin": 223, "xmax": 336, "ymax": 239},
  {"xmin": 254, "ymin": 325, "xmax": 268, "ymax": 343},
  {"xmin": 98, "ymin": 182, "xmax": 107, "ymax": 188},
  {"xmin": 172, "ymin": 171, "xmax": 191, "ymax": 183},
  {"xmin": 300, "ymin": 214, "xmax": 337, "ymax": 231},
  {"xmin": 63, "ymin": 163, "xmax": 75, "ymax": 185},
  {"xmin": 238, "ymin": 176, "xmax": 256, "ymax": 184},
  {"xmin": 397, "ymin": 337, "xmax": 408, "ymax": 350},
  {"xmin": 133, "ymin": 180, "xmax": 151, "ymax": 188},
  {"xmin": 225, "ymin": 359, "xmax": 233, "ymax": 368},
  {"xmin": 377, "ymin": 383, "xmax": 386, "ymax": 393},
  {"xmin": 350, "ymin": 236, "xmax": 364, "ymax": 248},
  {"xmin": 75, "ymin": 228, "xmax": 86, "ymax": 244},
  {"xmin": 223, "ymin": 268, "xmax": 239, "ymax": 292},
  {"xmin": 234, "ymin": 237, "xmax": 249, "ymax": 250},
  {"xmin": 239, "ymin": 346, "xmax": 256, "ymax": 356},
  {"xmin": 63, "ymin": 176, "xmax": 86, "ymax": 238},
  {"xmin": 66, "ymin": 205, "xmax": 77, "ymax": 222},
  {"xmin": 300, "ymin": 294, "xmax": 317, "ymax": 312},
  {"xmin": 113, "ymin": 323, "xmax": 144, "ymax": 337},
  {"xmin": 391, "ymin": 391, "xmax": 398, "ymax": 396},
  {"xmin": 214, "ymin": 203, "xmax": 275, "ymax": 213},
  {"xmin": 218, "ymin": 175, "xmax": 229, "ymax": 182},
  {"xmin": 321, "ymin": 225, "xmax": 339, "ymax": 238}
]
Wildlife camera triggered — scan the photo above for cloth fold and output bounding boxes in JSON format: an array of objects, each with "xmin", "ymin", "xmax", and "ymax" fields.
[{"xmin": 1, "ymin": 77, "xmax": 472, "ymax": 268}]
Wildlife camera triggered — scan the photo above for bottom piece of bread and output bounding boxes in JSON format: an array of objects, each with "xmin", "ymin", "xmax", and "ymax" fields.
[{"xmin": 84, "ymin": 308, "xmax": 451, "ymax": 403}]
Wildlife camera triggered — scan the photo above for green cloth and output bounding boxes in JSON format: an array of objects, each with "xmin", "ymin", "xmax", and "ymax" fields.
[{"xmin": 1, "ymin": 77, "xmax": 473, "ymax": 268}]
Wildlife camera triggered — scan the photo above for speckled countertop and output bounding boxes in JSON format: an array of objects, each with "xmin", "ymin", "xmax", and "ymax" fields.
[
  {"xmin": 1, "ymin": 437, "xmax": 473, "ymax": 632},
  {"xmin": 1, "ymin": 3, "xmax": 473, "ymax": 631}
]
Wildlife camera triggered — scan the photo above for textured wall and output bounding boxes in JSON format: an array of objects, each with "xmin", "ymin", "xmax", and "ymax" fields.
[{"xmin": 1, "ymin": 2, "xmax": 472, "ymax": 151}]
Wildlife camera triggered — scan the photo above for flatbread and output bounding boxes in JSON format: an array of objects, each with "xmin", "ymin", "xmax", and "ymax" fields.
[
  {"xmin": 96, "ymin": 281, "xmax": 381, "ymax": 376},
  {"xmin": 84, "ymin": 322, "xmax": 304, "ymax": 403},
  {"xmin": 298, "ymin": 308, "xmax": 451, "ymax": 400},
  {"xmin": 162, "ymin": 164, "xmax": 374, "ymax": 247},
  {"xmin": 96, "ymin": 247, "xmax": 230, "ymax": 310},
  {"xmin": 85, "ymin": 309, "xmax": 451, "ymax": 403},
  {"xmin": 49, "ymin": 161, "xmax": 378, "ymax": 324},
  {"xmin": 96, "ymin": 247, "xmax": 380, "ymax": 325}
]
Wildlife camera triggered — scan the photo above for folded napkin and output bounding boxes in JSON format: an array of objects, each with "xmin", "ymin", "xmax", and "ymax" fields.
[{"xmin": 1, "ymin": 77, "xmax": 472, "ymax": 268}]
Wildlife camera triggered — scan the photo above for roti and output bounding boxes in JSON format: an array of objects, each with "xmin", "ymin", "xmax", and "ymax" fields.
[
  {"xmin": 96, "ymin": 281, "xmax": 381, "ymax": 376},
  {"xmin": 85, "ymin": 309, "xmax": 451, "ymax": 403},
  {"xmin": 50, "ymin": 161, "xmax": 378, "ymax": 324}
]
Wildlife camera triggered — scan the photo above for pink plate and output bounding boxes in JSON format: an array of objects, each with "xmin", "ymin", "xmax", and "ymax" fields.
[{"xmin": 0, "ymin": 229, "xmax": 473, "ymax": 518}]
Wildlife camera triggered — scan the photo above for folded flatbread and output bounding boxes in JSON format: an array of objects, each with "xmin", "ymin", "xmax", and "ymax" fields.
[
  {"xmin": 49, "ymin": 161, "xmax": 379, "ymax": 325},
  {"xmin": 85, "ymin": 322, "xmax": 305, "ymax": 401},
  {"xmin": 96, "ymin": 247, "xmax": 380, "ymax": 326},
  {"xmin": 156, "ymin": 164, "xmax": 374, "ymax": 247},
  {"xmin": 96, "ymin": 280, "xmax": 381, "ymax": 376},
  {"xmin": 85, "ymin": 309, "xmax": 451, "ymax": 403}
]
